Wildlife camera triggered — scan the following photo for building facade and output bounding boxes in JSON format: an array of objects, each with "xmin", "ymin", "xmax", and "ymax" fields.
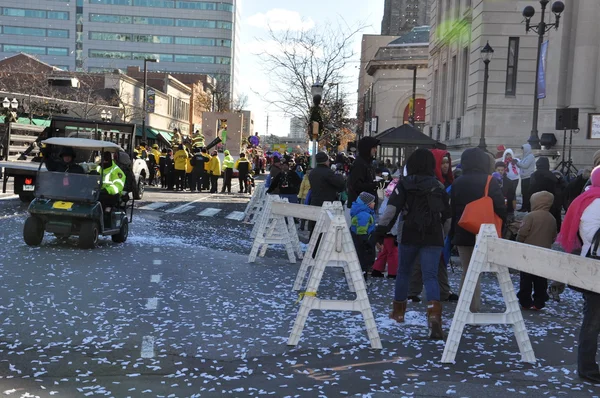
[
  {"xmin": 365, "ymin": 27, "xmax": 430, "ymax": 135},
  {"xmin": 0, "ymin": 0, "xmax": 237, "ymax": 93},
  {"xmin": 288, "ymin": 116, "xmax": 305, "ymax": 139},
  {"xmin": 425, "ymin": 0, "xmax": 600, "ymax": 166},
  {"xmin": 381, "ymin": 0, "xmax": 431, "ymax": 36}
]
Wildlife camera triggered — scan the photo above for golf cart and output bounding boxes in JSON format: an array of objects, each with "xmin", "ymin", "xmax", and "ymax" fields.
[{"xmin": 23, "ymin": 137, "xmax": 134, "ymax": 249}]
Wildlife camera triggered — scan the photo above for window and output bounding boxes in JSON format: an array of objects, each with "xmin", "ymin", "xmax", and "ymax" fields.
[
  {"xmin": 3, "ymin": 8, "xmax": 47, "ymax": 18},
  {"xmin": 432, "ymin": 69, "xmax": 438, "ymax": 123},
  {"xmin": 176, "ymin": 1, "xmax": 215, "ymax": 10},
  {"xmin": 133, "ymin": 16, "xmax": 174, "ymax": 26},
  {"xmin": 217, "ymin": 3, "xmax": 234, "ymax": 12},
  {"xmin": 48, "ymin": 29, "xmax": 69, "ymax": 38},
  {"xmin": 52, "ymin": 65, "xmax": 70, "ymax": 70},
  {"xmin": 216, "ymin": 21, "xmax": 233, "ymax": 30},
  {"xmin": 3, "ymin": 44, "xmax": 47, "ymax": 55},
  {"xmin": 132, "ymin": 52, "xmax": 173, "ymax": 62},
  {"xmin": 506, "ymin": 37, "xmax": 519, "ymax": 96},
  {"xmin": 47, "ymin": 11, "xmax": 69, "ymax": 20},
  {"xmin": 450, "ymin": 55, "xmax": 457, "ymax": 118},
  {"xmin": 461, "ymin": 47, "xmax": 469, "ymax": 114},
  {"xmin": 218, "ymin": 39, "xmax": 232, "ymax": 47},
  {"xmin": 174, "ymin": 37, "xmax": 214, "ymax": 46},
  {"xmin": 89, "ymin": 49, "xmax": 132, "ymax": 59},
  {"xmin": 90, "ymin": 0, "xmax": 132, "ymax": 4},
  {"xmin": 176, "ymin": 19, "xmax": 216, "ymax": 28},
  {"xmin": 133, "ymin": 34, "xmax": 173, "ymax": 44},
  {"xmin": 215, "ymin": 56, "xmax": 231, "ymax": 64},
  {"xmin": 133, "ymin": 0, "xmax": 175, "ymax": 7},
  {"xmin": 90, "ymin": 32, "xmax": 131, "ymax": 41},
  {"xmin": 441, "ymin": 62, "xmax": 448, "ymax": 122},
  {"xmin": 90, "ymin": 14, "xmax": 132, "ymax": 23},
  {"xmin": 3, "ymin": 26, "xmax": 46, "ymax": 36},
  {"xmin": 47, "ymin": 47, "xmax": 69, "ymax": 56},
  {"xmin": 173, "ymin": 54, "xmax": 214, "ymax": 63}
]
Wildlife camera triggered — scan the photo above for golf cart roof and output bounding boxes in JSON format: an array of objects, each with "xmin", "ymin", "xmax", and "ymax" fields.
[{"xmin": 42, "ymin": 137, "xmax": 124, "ymax": 152}]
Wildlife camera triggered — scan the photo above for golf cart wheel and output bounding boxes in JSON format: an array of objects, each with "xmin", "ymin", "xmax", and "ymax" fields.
[
  {"xmin": 19, "ymin": 193, "xmax": 34, "ymax": 203},
  {"xmin": 111, "ymin": 218, "xmax": 129, "ymax": 243},
  {"xmin": 79, "ymin": 221, "xmax": 99, "ymax": 249},
  {"xmin": 23, "ymin": 216, "xmax": 44, "ymax": 246},
  {"xmin": 134, "ymin": 176, "xmax": 145, "ymax": 200}
]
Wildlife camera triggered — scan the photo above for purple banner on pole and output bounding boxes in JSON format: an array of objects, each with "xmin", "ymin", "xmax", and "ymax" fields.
[{"xmin": 537, "ymin": 41, "xmax": 549, "ymax": 99}]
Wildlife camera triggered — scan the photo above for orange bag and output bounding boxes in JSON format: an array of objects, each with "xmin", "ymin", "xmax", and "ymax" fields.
[{"xmin": 458, "ymin": 176, "xmax": 503, "ymax": 237}]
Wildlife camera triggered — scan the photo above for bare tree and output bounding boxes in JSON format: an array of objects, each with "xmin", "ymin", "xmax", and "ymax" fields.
[
  {"xmin": 231, "ymin": 93, "xmax": 249, "ymax": 113},
  {"xmin": 256, "ymin": 20, "xmax": 366, "ymax": 133}
]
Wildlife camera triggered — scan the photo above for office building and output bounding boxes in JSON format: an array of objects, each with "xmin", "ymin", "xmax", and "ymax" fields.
[
  {"xmin": 381, "ymin": 0, "xmax": 430, "ymax": 36},
  {"xmin": 289, "ymin": 117, "xmax": 305, "ymax": 139},
  {"xmin": 0, "ymin": 0, "xmax": 237, "ymax": 93}
]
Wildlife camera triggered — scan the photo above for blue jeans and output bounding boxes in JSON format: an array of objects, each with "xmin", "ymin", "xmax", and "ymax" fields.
[
  {"xmin": 395, "ymin": 244, "xmax": 442, "ymax": 302},
  {"xmin": 578, "ymin": 291, "xmax": 600, "ymax": 376}
]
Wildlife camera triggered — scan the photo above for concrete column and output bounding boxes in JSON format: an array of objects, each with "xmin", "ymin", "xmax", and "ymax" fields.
[{"xmin": 569, "ymin": 0, "xmax": 599, "ymax": 110}]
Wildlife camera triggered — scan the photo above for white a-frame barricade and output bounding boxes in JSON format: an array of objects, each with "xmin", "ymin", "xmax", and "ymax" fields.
[
  {"xmin": 442, "ymin": 224, "xmax": 600, "ymax": 364},
  {"xmin": 248, "ymin": 195, "xmax": 303, "ymax": 263},
  {"xmin": 287, "ymin": 202, "xmax": 382, "ymax": 349},
  {"xmin": 293, "ymin": 201, "xmax": 355, "ymax": 292},
  {"xmin": 243, "ymin": 185, "xmax": 266, "ymax": 224}
]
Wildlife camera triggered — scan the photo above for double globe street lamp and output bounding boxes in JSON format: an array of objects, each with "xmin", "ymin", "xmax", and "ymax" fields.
[
  {"xmin": 479, "ymin": 42, "xmax": 494, "ymax": 152},
  {"xmin": 522, "ymin": 0, "xmax": 565, "ymax": 149},
  {"xmin": 141, "ymin": 58, "xmax": 159, "ymax": 143}
]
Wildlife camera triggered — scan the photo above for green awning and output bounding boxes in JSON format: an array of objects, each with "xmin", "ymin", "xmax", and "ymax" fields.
[
  {"xmin": 155, "ymin": 130, "xmax": 173, "ymax": 145},
  {"xmin": 16, "ymin": 117, "xmax": 51, "ymax": 127},
  {"xmin": 135, "ymin": 126, "xmax": 158, "ymax": 139}
]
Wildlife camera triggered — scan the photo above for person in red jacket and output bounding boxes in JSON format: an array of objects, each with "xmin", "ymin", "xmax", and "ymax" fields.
[{"xmin": 431, "ymin": 149, "xmax": 454, "ymax": 188}]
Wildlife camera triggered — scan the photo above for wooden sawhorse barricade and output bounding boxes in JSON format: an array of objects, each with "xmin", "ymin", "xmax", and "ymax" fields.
[{"xmin": 443, "ymin": 224, "xmax": 600, "ymax": 363}]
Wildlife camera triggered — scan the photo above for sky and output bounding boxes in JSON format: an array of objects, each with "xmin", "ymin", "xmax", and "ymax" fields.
[{"xmin": 236, "ymin": 0, "xmax": 385, "ymax": 137}]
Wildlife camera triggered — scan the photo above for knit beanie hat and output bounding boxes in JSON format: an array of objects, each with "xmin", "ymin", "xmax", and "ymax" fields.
[{"xmin": 359, "ymin": 191, "xmax": 376, "ymax": 206}]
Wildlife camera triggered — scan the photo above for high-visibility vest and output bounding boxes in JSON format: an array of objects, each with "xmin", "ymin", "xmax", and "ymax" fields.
[{"xmin": 102, "ymin": 162, "xmax": 126, "ymax": 195}]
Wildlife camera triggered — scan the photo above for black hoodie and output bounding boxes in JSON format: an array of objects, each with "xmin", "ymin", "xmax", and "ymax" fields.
[
  {"xmin": 530, "ymin": 156, "xmax": 563, "ymax": 228},
  {"xmin": 374, "ymin": 174, "xmax": 450, "ymax": 246},
  {"xmin": 347, "ymin": 136, "xmax": 380, "ymax": 208},
  {"xmin": 450, "ymin": 147, "xmax": 507, "ymax": 246}
]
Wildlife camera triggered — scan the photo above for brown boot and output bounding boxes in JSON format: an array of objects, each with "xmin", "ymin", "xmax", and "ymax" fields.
[
  {"xmin": 427, "ymin": 301, "xmax": 444, "ymax": 340},
  {"xmin": 389, "ymin": 300, "xmax": 407, "ymax": 323}
]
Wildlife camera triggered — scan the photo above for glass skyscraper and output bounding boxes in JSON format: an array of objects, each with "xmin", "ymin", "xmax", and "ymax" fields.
[{"xmin": 0, "ymin": 0, "xmax": 237, "ymax": 92}]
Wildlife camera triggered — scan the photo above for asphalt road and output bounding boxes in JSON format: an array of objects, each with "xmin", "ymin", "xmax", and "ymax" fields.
[{"xmin": 0, "ymin": 179, "xmax": 599, "ymax": 397}]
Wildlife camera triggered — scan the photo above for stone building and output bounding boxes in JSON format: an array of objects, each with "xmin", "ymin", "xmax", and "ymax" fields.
[
  {"xmin": 424, "ymin": 0, "xmax": 600, "ymax": 166},
  {"xmin": 381, "ymin": 0, "xmax": 431, "ymax": 36}
]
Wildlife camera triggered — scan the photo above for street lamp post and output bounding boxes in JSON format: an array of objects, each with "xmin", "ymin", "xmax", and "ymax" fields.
[
  {"xmin": 100, "ymin": 110, "xmax": 112, "ymax": 122},
  {"xmin": 310, "ymin": 80, "xmax": 324, "ymax": 168},
  {"xmin": 408, "ymin": 66, "xmax": 418, "ymax": 126},
  {"xmin": 2, "ymin": 98, "xmax": 18, "ymax": 161},
  {"xmin": 142, "ymin": 58, "xmax": 158, "ymax": 143},
  {"xmin": 522, "ymin": 0, "xmax": 564, "ymax": 149},
  {"xmin": 479, "ymin": 42, "xmax": 494, "ymax": 152}
]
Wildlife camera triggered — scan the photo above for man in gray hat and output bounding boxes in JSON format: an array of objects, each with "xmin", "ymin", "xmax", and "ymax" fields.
[{"xmin": 307, "ymin": 152, "xmax": 346, "ymax": 233}]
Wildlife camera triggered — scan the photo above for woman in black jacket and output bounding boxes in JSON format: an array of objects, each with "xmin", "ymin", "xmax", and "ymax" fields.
[
  {"xmin": 450, "ymin": 147, "xmax": 507, "ymax": 313},
  {"xmin": 374, "ymin": 148, "xmax": 450, "ymax": 340}
]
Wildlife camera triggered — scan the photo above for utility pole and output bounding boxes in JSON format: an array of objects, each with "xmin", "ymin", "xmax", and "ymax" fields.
[{"xmin": 266, "ymin": 114, "xmax": 269, "ymax": 136}]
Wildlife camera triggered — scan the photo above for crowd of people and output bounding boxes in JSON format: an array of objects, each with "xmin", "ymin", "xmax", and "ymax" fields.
[{"xmin": 260, "ymin": 137, "xmax": 600, "ymax": 384}]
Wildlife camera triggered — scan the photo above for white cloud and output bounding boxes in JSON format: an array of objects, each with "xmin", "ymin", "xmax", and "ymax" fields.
[{"xmin": 246, "ymin": 9, "xmax": 315, "ymax": 32}]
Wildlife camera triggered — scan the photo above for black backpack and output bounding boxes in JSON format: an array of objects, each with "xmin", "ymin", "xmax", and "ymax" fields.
[{"xmin": 401, "ymin": 182, "xmax": 444, "ymax": 236}]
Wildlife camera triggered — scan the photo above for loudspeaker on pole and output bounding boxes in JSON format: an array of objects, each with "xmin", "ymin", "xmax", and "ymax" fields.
[{"xmin": 555, "ymin": 108, "xmax": 579, "ymax": 130}]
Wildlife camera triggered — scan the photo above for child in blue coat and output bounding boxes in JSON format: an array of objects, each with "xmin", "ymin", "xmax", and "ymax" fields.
[{"xmin": 350, "ymin": 192, "xmax": 377, "ymax": 280}]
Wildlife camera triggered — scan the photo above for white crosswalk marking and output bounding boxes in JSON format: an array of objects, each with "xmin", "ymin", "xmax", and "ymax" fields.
[
  {"xmin": 225, "ymin": 211, "xmax": 246, "ymax": 221},
  {"xmin": 139, "ymin": 202, "xmax": 169, "ymax": 210},
  {"xmin": 198, "ymin": 208, "xmax": 222, "ymax": 217},
  {"xmin": 165, "ymin": 204, "xmax": 195, "ymax": 214}
]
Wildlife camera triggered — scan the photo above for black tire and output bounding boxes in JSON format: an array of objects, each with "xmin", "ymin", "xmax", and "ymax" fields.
[
  {"xmin": 111, "ymin": 218, "xmax": 128, "ymax": 243},
  {"xmin": 79, "ymin": 221, "xmax": 99, "ymax": 249},
  {"xmin": 134, "ymin": 176, "xmax": 145, "ymax": 200},
  {"xmin": 23, "ymin": 216, "xmax": 44, "ymax": 246},
  {"xmin": 19, "ymin": 193, "xmax": 34, "ymax": 203}
]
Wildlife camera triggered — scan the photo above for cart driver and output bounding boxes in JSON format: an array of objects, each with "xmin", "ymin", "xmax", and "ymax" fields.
[
  {"xmin": 99, "ymin": 152, "xmax": 125, "ymax": 212},
  {"xmin": 43, "ymin": 146, "xmax": 85, "ymax": 174}
]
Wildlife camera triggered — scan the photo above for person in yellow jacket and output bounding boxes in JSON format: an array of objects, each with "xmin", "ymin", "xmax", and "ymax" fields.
[
  {"xmin": 173, "ymin": 144, "xmax": 188, "ymax": 191},
  {"xmin": 208, "ymin": 150, "xmax": 221, "ymax": 193},
  {"xmin": 221, "ymin": 149, "xmax": 235, "ymax": 194},
  {"xmin": 201, "ymin": 147, "xmax": 211, "ymax": 191},
  {"xmin": 151, "ymin": 144, "xmax": 160, "ymax": 164},
  {"xmin": 185, "ymin": 149, "xmax": 193, "ymax": 191},
  {"xmin": 99, "ymin": 152, "xmax": 126, "ymax": 212}
]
